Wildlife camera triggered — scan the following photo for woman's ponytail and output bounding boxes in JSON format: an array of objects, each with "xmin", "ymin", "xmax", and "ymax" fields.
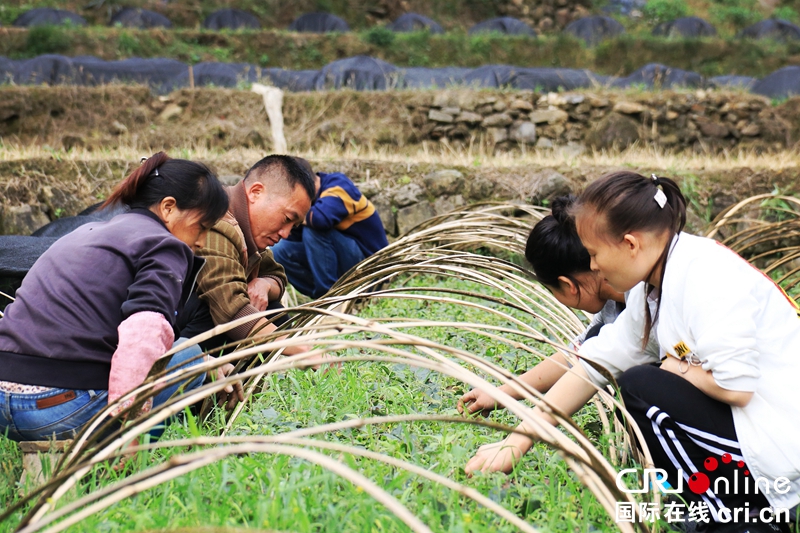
[
  {"xmin": 99, "ymin": 152, "xmax": 227, "ymax": 227},
  {"xmin": 550, "ymin": 195, "xmax": 574, "ymax": 225},
  {"xmin": 101, "ymin": 152, "xmax": 170, "ymax": 210},
  {"xmin": 525, "ymin": 195, "xmax": 592, "ymax": 292},
  {"xmin": 653, "ymin": 175, "xmax": 687, "ymax": 235}
]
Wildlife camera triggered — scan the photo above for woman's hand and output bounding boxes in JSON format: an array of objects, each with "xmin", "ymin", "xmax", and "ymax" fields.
[
  {"xmin": 464, "ymin": 433, "xmax": 532, "ymax": 475},
  {"xmin": 214, "ymin": 363, "xmax": 245, "ymax": 410},
  {"xmin": 456, "ymin": 352, "xmax": 572, "ymax": 417},
  {"xmin": 458, "ymin": 388, "xmax": 501, "ymax": 416},
  {"xmin": 463, "ymin": 363, "xmax": 598, "ymax": 476}
]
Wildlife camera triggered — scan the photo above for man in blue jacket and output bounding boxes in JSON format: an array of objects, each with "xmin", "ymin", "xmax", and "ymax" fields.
[{"xmin": 271, "ymin": 159, "xmax": 388, "ymax": 298}]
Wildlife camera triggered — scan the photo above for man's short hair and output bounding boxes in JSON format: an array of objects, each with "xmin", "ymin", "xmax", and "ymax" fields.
[{"xmin": 244, "ymin": 154, "xmax": 316, "ymax": 201}]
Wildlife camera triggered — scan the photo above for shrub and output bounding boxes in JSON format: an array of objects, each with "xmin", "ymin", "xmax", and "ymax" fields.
[
  {"xmin": 469, "ymin": 34, "xmax": 493, "ymax": 56},
  {"xmin": 118, "ymin": 31, "xmax": 142, "ymax": 56},
  {"xmin": 773, "ymin": 6, "xmax": 798, "ymax": 23},
  {"xmin": 711, "ymin": 0, "xmax": 761, "ymax": 28},
  {"xmin": 643, "ymin": 0, "xmax": 689, "ymax": 24},
  {"xmin": 365, "ymin": 26, "xmax": 395, "ymax": 47},
  {"xmin": 25, "ymin": 25, "xmax": 72, "ymax": 56}
]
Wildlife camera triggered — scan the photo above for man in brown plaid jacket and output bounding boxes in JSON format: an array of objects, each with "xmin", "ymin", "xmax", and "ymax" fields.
[{"xmin": 179, "ymin": 155, "xmax": 315, "ymax": 348}]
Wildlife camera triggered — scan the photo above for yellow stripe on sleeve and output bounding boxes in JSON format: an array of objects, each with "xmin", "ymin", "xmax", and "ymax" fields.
[{"xmin": 320, "ymin": 186, "xmax": 377, "ymax": 230}]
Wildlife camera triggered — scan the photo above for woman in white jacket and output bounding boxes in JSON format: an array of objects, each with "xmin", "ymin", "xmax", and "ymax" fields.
[
  {"xmin": 466, "ymin": 171, "xmax": 799, "ymax": 530},
  {"xmin": 457, "ymin": 195, "xmax": 625, "ymax": 417}
]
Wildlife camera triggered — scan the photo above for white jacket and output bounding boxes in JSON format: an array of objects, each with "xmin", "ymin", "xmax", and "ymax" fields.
[{"xmin": 578, "ymin": 232, "xmax": 800, "ymax": 510}]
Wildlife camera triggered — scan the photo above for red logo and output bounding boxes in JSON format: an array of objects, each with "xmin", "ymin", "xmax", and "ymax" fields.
[{"xmin": 688, "ymin": 454, "xmax": 748, "ymax": 494}]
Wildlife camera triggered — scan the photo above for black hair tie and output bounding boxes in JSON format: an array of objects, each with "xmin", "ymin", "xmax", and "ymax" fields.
[{"xmin": 140, "ymin": 156, "xmax": 161, "ymax": 176}]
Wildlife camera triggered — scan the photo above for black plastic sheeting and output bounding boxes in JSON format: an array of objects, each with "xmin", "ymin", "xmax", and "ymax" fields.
[
  {"xmin": 315, "ymin": 55, "xmax": 398, "ymax": 90},
  {"xmin": 751, "ymin": 66, "xmax": 800, "ymax": 99},
  {"xmin": 110, "ymin": 8, "xmax": 172, "ymax": 29},
  {"xmin": 31, "ymin": 203, "xmax": 129, "ymax": 238},
  {"xmin": 12, "ymin": 54, "xmax": 79, "ymax": 85},
  {"xmin": 739, "ymin": 19, "xmax": 800, "ymax": 42},
  {"xmin": 289, "ymin": 12, "xmax": 350, "ymax": 33},
  {"xmin": 652, "ymin": 17, "xmax": 716, "ymax": 38},
  {"xmin": 262, "ymin": 68, "xmax": 321, "ymax": 91},
  {"xmin": 202, "ymin": 9, "xmax": 260, "ymax": 30},
  {"xmin": 0, "ymin": 204, "xmax": 127, "ymax": 294},
  {"xmin": 388, "ymin": 13, "xmax": 444, "ymax": 34},
  {"xmin": 709, "ymin": 75, "xmax": 757, "ymax": 90},
  {"xmin": 72, "ymin": 56, "xmax": 189, "ymax": 93},
  {"xmin": 612, "ymin": 63, "xmax": 705, "ymax": 89},
  {"xmin": 13, "ymin": 8, "xmax": 87, "ymax": 27},
  {"xmin": 171, "ymin": 62, "xmax": 267, "ymax": 88},
  {"xmin": 3, "ymin": 53, "xmax": 799, "ymax": 97},
  {"xmin": 171, "ymin": 62, "xmax": 246, "ymax": 88},
  {"xmin": 468, "ymin": 17, "xmax": 536, "ymax": 36},
  {"xmin": 399, "ymin": 67, "xmax": 472, "ymax": 89},
  {"xmin": 514, "ymin": 68, "xmax": 611, "ymax": 91},
  {"xmin": 462, "ymin": 65, "xmax": 608, "ymax": 91},
  {"xmin": 564, "ymin": 16, "xmax": 625, "ymax": 46},
  {"xmin": 0, "ymin": 237, "xmax": 60, "ymax": 278},
  {"xmin": 0, "ymin": 57, "xmax": 13, "ymax": 84}
]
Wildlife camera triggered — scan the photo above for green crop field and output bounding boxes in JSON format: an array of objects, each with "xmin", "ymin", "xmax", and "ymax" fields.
[{"xmin": 0, "ymin": 273, "xmax": 631, "ymax": 532}]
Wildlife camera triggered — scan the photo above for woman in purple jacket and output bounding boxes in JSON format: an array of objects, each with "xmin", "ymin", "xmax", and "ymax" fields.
[{"xmin": 0, "ymin": 152, "xmax": 241, "ymax": 442}]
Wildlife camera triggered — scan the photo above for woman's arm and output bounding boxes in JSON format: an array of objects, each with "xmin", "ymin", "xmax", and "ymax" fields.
[
  {"xmin": 465, "ymin": 362, "xmax": 599, "ymax": 474},
  {"xmin": 458, "ymin": 351, "xmax": 571, "ymax": 415},
  {"xmin": 660, "ymin": 356, "xmax": 753, "ymax": 407},
  {"xmin": 108, "ymin": 311, "xmax": 174, "ymax": 409}
]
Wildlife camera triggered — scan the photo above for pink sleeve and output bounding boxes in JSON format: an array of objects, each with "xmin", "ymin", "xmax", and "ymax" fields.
[{"xmin": 107, "ymin": 311, "xmax": 174, "ymax": 405}]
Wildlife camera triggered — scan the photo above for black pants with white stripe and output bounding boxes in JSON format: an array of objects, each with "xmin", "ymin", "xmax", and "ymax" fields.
[{"xmin": 618, "ymin": 364, "xmax": 771, "ymax": 523}]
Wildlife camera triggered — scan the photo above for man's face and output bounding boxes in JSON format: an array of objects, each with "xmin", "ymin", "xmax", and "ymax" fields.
[{"xmin": 246, "ymin": 180, "xmax": 311, "ymax": 249}]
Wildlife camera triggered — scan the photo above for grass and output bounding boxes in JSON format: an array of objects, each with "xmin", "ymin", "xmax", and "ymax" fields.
[
  {"xmin": 0, "ymin": 0, "xmax": 558, "ymax": 30},
  {"xmin": 0, "ymin": 0, "xmax": 794, "ymax": 35},
  {"xmin": 2, "ymin": 25, "xmax": 800, "ymax": 77},
  {"xmin": 0, "ymin": 273, "xmax": 625, "ymax": 533},
  {"xmin": 3, "ymin": 201, "xmax": 794, "ymax": 531},
  {"xmin": 0, "ymin": 194, "xmax": 797, "ymax": 533},
  {"xmin": 0, "ymin": 141, "xmax": 797, "ymax": 234},
  {"xmin": 1, "ymin": 143, "xmax": 799, "ymax": 172}
]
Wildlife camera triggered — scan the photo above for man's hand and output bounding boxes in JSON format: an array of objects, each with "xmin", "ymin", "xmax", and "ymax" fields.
[
  {"xmin": 247, "ymin": 278, "xmax": 281, "ymax": 311},
  {"xmin": 213, "ymin": 362, "xmax": 245, "ymax": 410},
  {"xmin": 458, "ymin": 388, "xmax": 501, "ymax": 417},
  {"xmin": 464, "ymin": 436, "xmax": 529, "ymax": 475}
]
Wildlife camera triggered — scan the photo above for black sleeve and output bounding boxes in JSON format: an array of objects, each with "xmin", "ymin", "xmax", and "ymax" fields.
[{"xmin": 121, "ymin": 236, "xmax": 193, "ymax": 326}]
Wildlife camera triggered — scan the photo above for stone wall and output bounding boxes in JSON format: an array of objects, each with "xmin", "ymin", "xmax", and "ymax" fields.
[
  {"xmin": 2, "ymin": 87, "xmax": 798, "ymax": 155},
  {"xmin": 363, "ymin": 167, "xmax": 578, "ymax": 238},
  {"xmin": 364, "ymin": 0, "xmax": 592, "ymax": 32},
  {"xmin": 6, "ymin": 156, "xmax": 798, "ymax": 240},
  {"xmin": 488, "ymin": 0, "xmax": 593, "ymax": 32},
  {"xmin": 410, "ymin": 89, "xmax": 791, "ymax": 152}
]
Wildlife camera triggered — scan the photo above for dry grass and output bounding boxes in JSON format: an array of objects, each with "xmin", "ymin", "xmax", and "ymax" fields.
[{"xmin": 1, "ymin": 143, "xmax": 799, "ymax": 173}]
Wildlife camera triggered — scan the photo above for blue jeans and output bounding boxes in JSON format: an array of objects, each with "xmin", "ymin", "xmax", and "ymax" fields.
[
  {"xmin": 0, "ymin": 339, "xmax": 205, "ymax": 442},
  {"xmin": 271, "ymin": 227, "xmax": 366, "ymax": 298}
]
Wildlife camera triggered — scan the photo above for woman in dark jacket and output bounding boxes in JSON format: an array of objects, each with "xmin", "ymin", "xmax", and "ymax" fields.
[{"xmin": 0, "ymin": 152, "xmax": 241, "ymax": 441}]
